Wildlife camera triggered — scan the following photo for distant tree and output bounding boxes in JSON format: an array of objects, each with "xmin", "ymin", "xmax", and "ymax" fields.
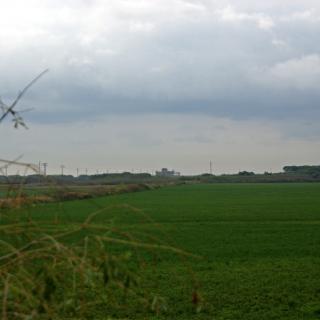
[
  {"xmin": 238, "ymin": 171, "xmax": 255, "ymax": 176},
  {"xmin": 201, "ymin": 173, "xmax": 213, "ymax": 177},
  {"xmin": 283, "ymin": 165, "xmax": 320, "ymax": 175}
]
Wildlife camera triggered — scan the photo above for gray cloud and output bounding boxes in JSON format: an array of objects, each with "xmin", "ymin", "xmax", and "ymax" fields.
[
  {"xmin": 1, "ymin": 1, "xmax": 320, "ymax": 172},
  {"xmin": 1, "ymin": 0, "xmax": 320, "ymax": 123}
]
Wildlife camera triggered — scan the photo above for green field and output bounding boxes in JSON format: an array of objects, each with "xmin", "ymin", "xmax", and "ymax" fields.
[{"xmin": 2, "ymin": 183, "xmax": 320, "ymax": 319}]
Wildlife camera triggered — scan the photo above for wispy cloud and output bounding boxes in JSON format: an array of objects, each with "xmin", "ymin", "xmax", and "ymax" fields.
[
  {"xmin": 257, "ymin": 54, "xmax": 320, "ymax": 90},
  {"xmin": 216, "ymin": 5, "xmax": 275, "ymax": 30}
]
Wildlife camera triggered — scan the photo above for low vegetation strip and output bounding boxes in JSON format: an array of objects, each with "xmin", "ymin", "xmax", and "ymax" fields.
[{"xmin": 0, "ymin": 183, "xmax": 163, "ymax": 208}]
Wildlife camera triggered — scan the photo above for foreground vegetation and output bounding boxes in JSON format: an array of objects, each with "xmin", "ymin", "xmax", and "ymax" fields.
[{"xmin": 1, "ymin": 183, "xmax": 320, "ymax": 319}]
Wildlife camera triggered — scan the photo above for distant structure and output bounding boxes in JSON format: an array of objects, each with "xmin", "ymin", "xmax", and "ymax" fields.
[
  {"xmin": 42, "ymin": 163, "xmax": 48, "ymax": 176},
  {"xmin": 155, "ymin": 168, "xmax": 180, "ymax": 177}
]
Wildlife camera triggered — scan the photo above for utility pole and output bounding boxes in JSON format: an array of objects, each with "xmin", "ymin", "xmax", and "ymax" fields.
[
  {"xmin": 210, "ymin": 161, "xmax": 213, "ymax": 175},
  {"xmin": 38, "ymin": 161, "xmax": 41, "ymax": 183},
  {"xmin": 76, "ymin": 168, "xmax": 79, "ymax": 177},
  {"xmin": 85, "ymin": 168, "xmax": 88, "ymax": 176},
  {"xmin": 60, "ymin": 165, "xmax": 65, "ymax": 176},
  {"xmin": 42, "ymin": 163, "xmax": 48, "ymax": 176}
]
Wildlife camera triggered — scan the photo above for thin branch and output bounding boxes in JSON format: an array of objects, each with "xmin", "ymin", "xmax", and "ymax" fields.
[
  {"xmin": 0, "ymin": 69, "xmax": 49, "ymax": 124},
  {"xmin": 0, "ymin": 156, "xmax": 39, "ymax": 172}
]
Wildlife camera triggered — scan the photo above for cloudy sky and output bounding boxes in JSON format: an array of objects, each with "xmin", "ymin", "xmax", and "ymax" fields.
[{"xmin": 1, "ymin": 0, "xmax": 320, "ymax": 175}]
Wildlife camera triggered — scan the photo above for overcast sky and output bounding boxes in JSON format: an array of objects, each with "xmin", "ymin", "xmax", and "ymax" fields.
[{"xmin": 1, "ymin": 0, "xmax": 320, "ymax": 175}]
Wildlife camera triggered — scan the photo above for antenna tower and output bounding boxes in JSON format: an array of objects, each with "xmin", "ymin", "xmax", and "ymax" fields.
[{"xmin": 42, "ymin": 163, "xmax": 48, "ymax": 176}]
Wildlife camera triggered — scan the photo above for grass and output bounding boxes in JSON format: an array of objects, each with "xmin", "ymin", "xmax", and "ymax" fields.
[{"xmin": 1, "ymin": 183, "xmax": 320, "ymax": 319}]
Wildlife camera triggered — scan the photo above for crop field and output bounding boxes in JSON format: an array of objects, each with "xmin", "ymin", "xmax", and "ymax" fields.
[{"xmin": 2, "ymin": 183, "xmax": 320, "ymax": 319}]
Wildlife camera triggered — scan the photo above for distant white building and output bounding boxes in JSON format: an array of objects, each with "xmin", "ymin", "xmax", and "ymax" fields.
[{"xmin": 155, "ymin": 168, "xmax": 180, "ymax": 177}]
